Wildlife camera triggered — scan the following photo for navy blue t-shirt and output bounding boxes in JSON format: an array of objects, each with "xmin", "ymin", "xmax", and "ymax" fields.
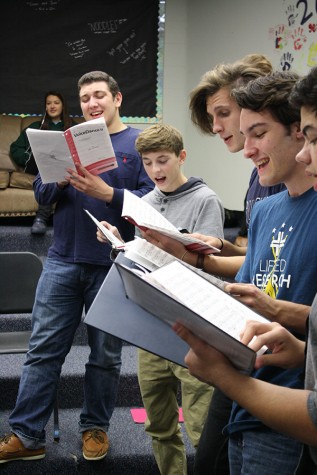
[{"xmin": 245, "ymin": 167, "xmax": 286, "ymax": 228}]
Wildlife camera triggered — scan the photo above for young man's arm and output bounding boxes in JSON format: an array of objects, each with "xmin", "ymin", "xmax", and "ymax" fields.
[
  {"xmin": 191, "ymin": 232, "xmax": 247, "ymax": 257},
  {"xmin": 143, "ymin": 229, "xmax": 244, "ymax": 279},
  {"xmin": 225, "ymin": 282, "xmax": 310, "ymax": 334},
  {"xmin": 65, "ymin": 163, "xmax": 153, "ymax": 206},
  {"xmin": 66, "ymin": 165, "xmax": 114, "ymax": 202},
  {"xmin": 174, "ymin": 323, "xmax": 317, "ymax": 447}
]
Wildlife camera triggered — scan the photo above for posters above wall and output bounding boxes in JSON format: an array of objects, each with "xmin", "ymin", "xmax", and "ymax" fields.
[{"xmin": 0, "ymin": 0, "xmax": 163, "ymax": 122}]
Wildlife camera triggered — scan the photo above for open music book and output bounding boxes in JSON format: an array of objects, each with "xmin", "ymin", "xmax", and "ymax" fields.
[
  {"xmin": 84, "ymin": 209, "xmax": 125, "ymax": 250},
  {"xmin": 114, "ymin": 257, "xmax": 268, "ymax": 372},
  {"xmin": 26, "ymin": 116, "xmax": 117, "ymax": 183},
  {"xmin": 84, "ymin": 206, "xmax": 226, "ymax": 284},
  {"xmin": 124, "ymin": 238, "xmax": 226, "ymax": 290},
  {"xmin": 122, "ymin": 190, "xmax": 220, "ymax": 254},
  {"xmin": 85, "ymin": 249, "xmax": 267, "ymax": 372},
  {"xmin": 84, "ymin": 204, "xmax": 267, "ymax": 371},
  {"xmin": 84, "ymin": 207, "xmax": 223, "ymax": 283}
]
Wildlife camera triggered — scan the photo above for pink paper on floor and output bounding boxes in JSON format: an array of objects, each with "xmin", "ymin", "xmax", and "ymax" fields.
[{"xmin": 130, "ymin": 407, "xmax": 184, "ymax": 423}]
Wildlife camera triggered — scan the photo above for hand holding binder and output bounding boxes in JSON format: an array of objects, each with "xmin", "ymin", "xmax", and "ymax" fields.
[{"xmin": 85, "ymin": 251, "xmax": 268, "ymax": 374}]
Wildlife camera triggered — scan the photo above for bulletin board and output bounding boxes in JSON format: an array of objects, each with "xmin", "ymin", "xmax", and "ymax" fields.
[{"xmin": 0, "ymin": 0, "xmax": 163, "ymax": 122}]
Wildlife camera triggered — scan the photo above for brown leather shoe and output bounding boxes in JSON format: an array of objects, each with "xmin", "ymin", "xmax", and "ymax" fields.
[
  {"xmin": 0, "ymin": 433, "xmax": 45, "ymax": 463},
  {"xmin": 82, "ymin": 429, "xmax": 109, "ymax": 461}
]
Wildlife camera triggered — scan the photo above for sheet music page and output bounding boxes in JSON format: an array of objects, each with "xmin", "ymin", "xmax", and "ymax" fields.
[
  {"xmin": 26, "ymin": 117, "xmax": 117, "ymax": 183},
  {"xmin": 122, "ymin": 190, "xmax": 178, "ymax": 231},
  {"xmin": 25, "ymin": 129, "xmax": 73, "ymax": 183},
  {"xmin": 125, "ymin": 238, "xmax": 176, "ymax": 271},
  {"xmin": 84, "ymin": 209, "xmax": 125, "ymax": 249},
  {"xmin": 144, "ymin": 261, "xmax": 268, "ymax": 341},
  {"xmin": 125, "ymin": 238, "xmax": 225, "ymax": 288},
  {"xmin": 122, "ymin": 191, "xmax": 219, "ymax": 254},
  {"xmin": 147, "ymin": 225, "xmax": 219, "ymax": 254}
]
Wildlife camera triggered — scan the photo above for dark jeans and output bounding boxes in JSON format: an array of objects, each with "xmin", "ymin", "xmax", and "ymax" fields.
[
  {"xmin": 229, "ymin": 429, "xmax": 302, "ymax": 474},
  {"xmin": 9, "ymin": 259, "xmax": 122, "ymax": 447},
  {"xmin": 194, "ymin": 388, "xmax": 232, "ymax": 475}
]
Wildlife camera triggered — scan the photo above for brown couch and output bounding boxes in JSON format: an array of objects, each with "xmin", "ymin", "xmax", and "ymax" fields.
[{"xmin": 0, "ymin": 115, "xmax": 83, "ymax": 218}]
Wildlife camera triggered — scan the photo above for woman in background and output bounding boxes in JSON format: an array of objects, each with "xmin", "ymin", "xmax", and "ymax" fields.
[{"xmin": 10, "ymin": 91, "xmax": 75, "ymax": 234}]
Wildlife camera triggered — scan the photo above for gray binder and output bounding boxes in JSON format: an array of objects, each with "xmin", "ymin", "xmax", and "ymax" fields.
[
  {"xmin": 85, "ymin": 253, "xmax": 257, "ymax": 373},
  {"xmin": 84, "ymin": 252, "xmax": 190, "ymax": 366}
]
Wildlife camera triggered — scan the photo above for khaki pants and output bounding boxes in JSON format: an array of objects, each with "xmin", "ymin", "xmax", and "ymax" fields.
[{"xmin": 138, "ymin": 348, "xmax": 213, "ymax": 475}]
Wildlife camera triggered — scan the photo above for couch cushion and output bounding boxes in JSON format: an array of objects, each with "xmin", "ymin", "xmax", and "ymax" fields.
[
  {"xmin": 0, "ymin": 171, "xmax": 10, "ymax": 189},
  {"xmin": 10, "ymin": 171, "xmax": 35, "ymax": 189},
  {"xmin": 0, "ymin": 115, "xmax": 22, "ymax": 172},
  {"xmin": 0, "ymin": 187, "xmax": 38, "ymax": 217},
  {"xmin": 21, "ymin": 116, "xmax": 43, "ymax": 129}
]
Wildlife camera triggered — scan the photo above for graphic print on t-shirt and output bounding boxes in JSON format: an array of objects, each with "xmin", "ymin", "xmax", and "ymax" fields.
[{"xmin": 255, "ymin": 222, "xmax": 294, "ymax": 299}]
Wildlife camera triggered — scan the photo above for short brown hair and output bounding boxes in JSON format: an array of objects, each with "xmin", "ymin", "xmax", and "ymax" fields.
[
  {"xmin": 77, "ymin": 71, "xmax": 120, "ymax": 98},
  {"xmin": 232, "ymin": 70, "xmax": 301, "ymax": 127},
  {"xmin": 135, "ymin": 124, "xmax": 184, "ymax": 156},
  {"xmin": 289, "ymin": 66, "xmax": 317, "ymax": 115}
]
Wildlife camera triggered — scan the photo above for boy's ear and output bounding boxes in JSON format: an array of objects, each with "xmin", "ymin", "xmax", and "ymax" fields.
[
  {"xmin": 179, "ymin": 149, "xmax": 186, "ymax": 164},
  {"xmin": 114, "ymin": 92, "xmax": 123, "ymax": 108},
  {"xmin": 292, "ymin": 121, "xmax": 304, "ymax": 140}
]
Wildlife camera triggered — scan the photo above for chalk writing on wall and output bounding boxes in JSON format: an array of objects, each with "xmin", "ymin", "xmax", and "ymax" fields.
[
  {"xmin": 65, "ymin": 39, "xmax": 90, "ymax": 60},
  {"xmin": 88, "ymin": 19, "xmax": 127, "ymax": 34},
  {"xmin": 26, "ymin": 0, "xmax": 61, "ymax": 12},
  {"xmin": 1, "ymin": 0, "xmax": 163, "ymax": 122}
]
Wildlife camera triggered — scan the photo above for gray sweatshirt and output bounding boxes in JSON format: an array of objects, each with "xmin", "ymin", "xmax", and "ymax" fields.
[{"xmin": 142, "ymin": 176, "xmax": 224, "ymax": 238}]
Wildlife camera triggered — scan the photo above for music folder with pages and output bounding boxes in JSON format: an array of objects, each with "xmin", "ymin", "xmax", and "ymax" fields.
[
  {"xmin": 26, "ymin": 116, "xmax": 117, "ymax": 183},
  {"xmin": 85, "ymin": 244, "xmax": 268, "ymax": 374},
  {"xmin": 121, "ymin": 190, "xmax": 220, "ymax": 254}
]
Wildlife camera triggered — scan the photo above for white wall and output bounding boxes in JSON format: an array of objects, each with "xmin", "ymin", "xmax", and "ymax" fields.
[{"xmin": 162, "ymin": 0, "xmax": 314, "ymax": 209}]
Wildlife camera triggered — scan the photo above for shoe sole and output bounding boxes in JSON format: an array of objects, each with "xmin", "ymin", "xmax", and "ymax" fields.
[
  {"xmin": 0, "ymin": 453, "xmax": 45, "ymax": 463},
  {"xmin": 31, "ymin": 230, "xmax": 46, "ymax": 235},
  {"xmin": 83, "ymin": 451, "xmax": 107, "ymax": 461}
]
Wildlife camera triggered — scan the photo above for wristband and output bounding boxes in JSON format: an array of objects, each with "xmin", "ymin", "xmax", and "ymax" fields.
[{"xmin": 196, "ymin": 253, "xmax": 205, "ymax": 270}]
